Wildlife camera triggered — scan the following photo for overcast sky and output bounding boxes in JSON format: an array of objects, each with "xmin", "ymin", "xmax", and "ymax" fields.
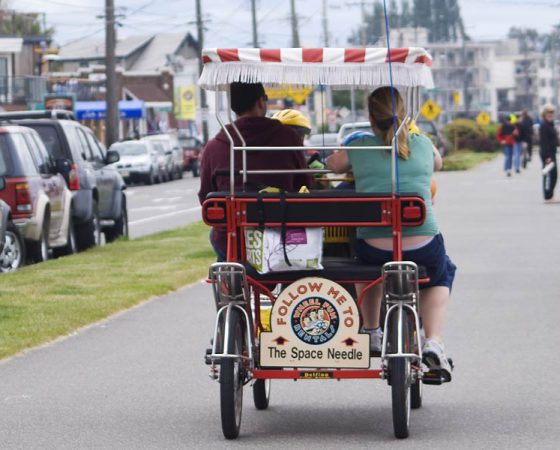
[{"xmin": 14, "ymin": 0, "xmax": 560, "ymax": 47}]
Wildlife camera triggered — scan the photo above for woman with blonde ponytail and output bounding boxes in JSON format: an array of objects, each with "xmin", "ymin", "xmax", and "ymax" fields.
[{"xmin": 327, "ymin": 87, "xmax": 456, "ymax": 382}]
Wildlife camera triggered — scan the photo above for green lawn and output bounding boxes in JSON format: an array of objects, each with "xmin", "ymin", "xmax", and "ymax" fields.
[
  {"xmin": 0, "ymin": 222, "xmax": 215, "ymax": 360},
  {"xmin": 442, "ymin": 150, "xmax": 500, "ymax": 171}
]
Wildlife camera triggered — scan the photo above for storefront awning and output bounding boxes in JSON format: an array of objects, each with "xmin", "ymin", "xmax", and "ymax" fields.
[{"xmin": 75, "ymin": 100, "xmax": 145, "ymax": 120}]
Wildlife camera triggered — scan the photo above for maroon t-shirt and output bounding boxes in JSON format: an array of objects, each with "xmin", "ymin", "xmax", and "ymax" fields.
[{"xmin": 198, "ymin": 116, "xmax": 311, "ymax": 254}]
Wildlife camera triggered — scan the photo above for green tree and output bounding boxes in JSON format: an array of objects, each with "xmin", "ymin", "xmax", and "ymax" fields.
[{"xmin": 0, "ymin": 2, "xmax": 54, "ymax": 37}]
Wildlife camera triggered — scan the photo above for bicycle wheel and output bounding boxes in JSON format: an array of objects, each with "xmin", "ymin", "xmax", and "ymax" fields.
[
  {"xmin": 220, "ymin": 308, "xmax": 245, "ymax": 439},
  {"xmin": 388, "ymin": 307, "xmax": 412, "ymax": 439},
  {"xmin": 253, "ymin": 379, "xmax": 271, "ymax": 410},
  {"xmin": 411, "ymin": 378, "xmax": 422, "ymax": 409}
]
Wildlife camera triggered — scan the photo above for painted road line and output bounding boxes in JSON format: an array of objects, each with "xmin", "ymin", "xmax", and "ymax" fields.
[{"xmin": 128, "ymin": 206, "xmax": 201, "ymax": 225}]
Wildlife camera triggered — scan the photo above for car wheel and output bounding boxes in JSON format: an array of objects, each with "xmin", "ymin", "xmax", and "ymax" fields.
[
  {"xmin": 146, "ymin": 169, "xmax": 155, "ymax": 185},
  {"xmin": 54, "ymin": 216, "xmax": 78, "ymax": 257},
  {"xmin": 178, "ymin": 166, "xmax": 184, "ymax": 179},
  {"xmin": 76, "ymin": 200, "xmax": 101, "ymax": 251},
  {"xmin": 105, "ymin": 195, "xmax": 128, "ymax": 243},
  {"xmin": 0, "ymin": 221, "xmax": 25, "ymax": 272},
  {"xmin": 27, "ymin": 215, "xmax": 49, "ymax": 264}
]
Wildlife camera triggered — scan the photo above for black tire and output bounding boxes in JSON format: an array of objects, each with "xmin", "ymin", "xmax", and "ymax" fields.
[
  {"xmin": 76, "ymin": 200, "xmax": 101, "ymax": 251},
  {"xmin": 105, "ymin": 195, "xmax": 128, "ymax": 243},
  {"xmin": 253, "ymin": 379, "xmax": 271, "ymax": 410},
  {"xmin": 388, "ymin": 308, "xmax": 411, "ymax": 439},
  {"xmin": 192, "ymin": 160, "xmax": 199, "ymax": 177},
  {"xmin": 27, "ymin": 215, "xmax": 49, "ymax": 264},
  {"xmin": 177, "ymin": 166, "xmax": 184, "ymax": 179},
  {"xmin": 0, "ymin": 221, "xmax": 25, "ymax": 272},
  {"xmin": 146, "ymin": 169, "xmax": 155, "ymax": 185},
  {"xmin": 54, "ymin": 216, "xmax": 78, "ymax": 257},
  {"xmin": 220, "ymin": 308, "xmax": 245, "ymax": 440},
  {"xmin": 411, "ymin": 378, "xmax": 422, "ymax": 409}
]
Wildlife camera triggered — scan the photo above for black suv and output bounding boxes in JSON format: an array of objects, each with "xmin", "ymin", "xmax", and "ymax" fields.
[{"xmin": 0, "ymin": 111, "xmax": 128, "ymax": 249}]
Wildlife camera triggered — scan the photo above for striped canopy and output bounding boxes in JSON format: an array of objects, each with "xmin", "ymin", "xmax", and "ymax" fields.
[{"xmin": 199, "ymin": 47, "xmax": 433, "ymax": 90}]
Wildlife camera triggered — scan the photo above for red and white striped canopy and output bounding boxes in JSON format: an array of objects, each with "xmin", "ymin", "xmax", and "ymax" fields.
[{"xmin": 199, "ymin": 47, "xmax": 433, "ymax": 90}]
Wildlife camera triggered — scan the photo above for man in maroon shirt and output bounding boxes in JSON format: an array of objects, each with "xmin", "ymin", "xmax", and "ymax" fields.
[{"xmin": 198, "ymin": 82, "xmax": 310, "ymax": 260}]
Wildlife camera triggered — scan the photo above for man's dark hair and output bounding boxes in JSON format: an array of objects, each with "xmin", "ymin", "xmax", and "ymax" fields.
[{"xmin": 230, "ymin": 82, "xmax": 266, "ymax": 115}]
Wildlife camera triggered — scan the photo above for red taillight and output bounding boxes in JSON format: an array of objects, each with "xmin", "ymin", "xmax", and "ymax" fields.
[
  {"xmin": 15, "ymin": 183, "xmax": 32, "ymax": 213},
  {"xmin": 69, "ymin": 164, "xmax": 80, "ymax": 190}
]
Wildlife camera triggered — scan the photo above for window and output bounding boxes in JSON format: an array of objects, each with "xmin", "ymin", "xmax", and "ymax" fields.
[
  {"xmin": 83, "ymin": 130, "xmax": 105, "ymax": 165},
  {"xmin": 29, "ymin": 125, "xmax": 64, "ymax": 159},
  {"xmin": 0, "ymin": 134, "xmax": 12, "ymax": 176},
  {"xmin": 75, "ymin": 128, "xmax": 92, "ymax": 161},
  {"xmin": 10, "ymin": 134, "xmax": 39, "ymax": 176},
  {"xmin": 23, "ymin": 133, "xmax": 50, "ymax": 174}
]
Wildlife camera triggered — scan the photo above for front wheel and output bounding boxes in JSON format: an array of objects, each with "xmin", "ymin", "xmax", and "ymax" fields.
[
  {"xmin": 0, "ymin": 222, "xmax": 25, "ymax": 272},
  {"xmin": 388, "ymin": 307, "xmax": 412, "ymax": 439},
  {"xmin": 27, "ymin": 216, "xmax": 49, "ymax": 263},
  {"xmin": 76, "ymin": 201, "xmax": 101, "ymax": 251},
  {"xmin": 54, "ymin": 216, "xmax": 77, "ymax": 257},
  {"xmin": 105, "ymin": 195, "xmax": 128, "ymax": 243},
  {"xmin": 220, "ymin": 308, "xmax": 245, "ymax": 440},
  {"xmin": 253, "ymin": 379, "xmax": 271, "ymax": 410}
]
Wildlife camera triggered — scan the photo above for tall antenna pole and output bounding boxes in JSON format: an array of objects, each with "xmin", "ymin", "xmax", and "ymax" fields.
[
  {"xmin": 290, "ymin": 0, "xmax": 300, "ymax": 47},
  {"xmin": 195, "ymin": 0, "xmax": 209, "ymax": 143},
  {"xmin": 251, "ymin": 0, "xmax": 259, "ymax": 47},
  {"xmin": 105, "ymin": 0, "xmax": 118, "ymax": 147}
]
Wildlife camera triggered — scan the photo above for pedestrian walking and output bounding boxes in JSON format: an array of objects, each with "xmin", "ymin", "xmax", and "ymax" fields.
[
  {"xmin": 497, "ymin": 114, "xmax": 519, "ymax": 177},
  {"xmin": 539, "ymin": 104, "xmax": 558, "ymax": 202},
  {"xmin": 518, "ymin": 109, "xmax": 534, "ymax": 167}
]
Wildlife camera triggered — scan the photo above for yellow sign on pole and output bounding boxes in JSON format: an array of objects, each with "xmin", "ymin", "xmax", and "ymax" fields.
[
  {"xmin": 175, "ymin": 85, "xmax": 197, "ymax": 120},
  {"xmin": 265, "ymin": 86, "xmax": 313, "ymax": 105},
  {"xmin": 452, "ymin": 90, "xmax": 461, "ymax": 106},
  {"xmin": 476, "ymin": 111, "xmax": 491, "ymax": 126},
  {"xmin": 420, "ymin": 99, "xmax": 441, "ymax": 121}
]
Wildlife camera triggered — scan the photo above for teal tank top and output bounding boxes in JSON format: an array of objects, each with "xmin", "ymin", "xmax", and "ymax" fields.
[{"xmin": 346, "ymin": 133, "xmax": 439, "ymax": 239}]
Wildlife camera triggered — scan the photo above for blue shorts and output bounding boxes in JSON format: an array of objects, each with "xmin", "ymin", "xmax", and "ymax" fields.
[{"xmin": 355, "ymin": 233, "xmax": 457, "ymax": 290}]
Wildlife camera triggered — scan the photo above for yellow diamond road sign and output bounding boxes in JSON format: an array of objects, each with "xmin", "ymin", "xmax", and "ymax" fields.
[
  {"xmin": 420, "ymin": 99, "xmax": 441, "ymax": 121},
  {"xmin": 476, "ymin": 111, "xmax": 491, "ymax": 126}
]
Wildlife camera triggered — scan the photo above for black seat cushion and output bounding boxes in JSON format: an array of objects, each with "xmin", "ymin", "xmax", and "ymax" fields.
[{"xmin": 243, "ymin": 257, "xmax": 427, "ymax": 283}]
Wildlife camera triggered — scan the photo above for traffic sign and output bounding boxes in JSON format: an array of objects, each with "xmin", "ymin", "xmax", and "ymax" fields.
[
  {"xmin": 476, "ymin": 111, "xmax": 491, "ymax": 126},
  {"xmin": 420, "ymin": 99, "xmax": 441, "ymax": 121}
]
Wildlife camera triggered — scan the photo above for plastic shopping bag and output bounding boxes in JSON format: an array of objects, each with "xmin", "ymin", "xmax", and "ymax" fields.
[{"xmin": 244, "ymin": 227, "xmax": 324, "ymax": 274}]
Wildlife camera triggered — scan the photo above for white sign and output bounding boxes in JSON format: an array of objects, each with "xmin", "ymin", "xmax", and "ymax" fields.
[{"xmin": 260, "ymin": 277, "xmax": 370, "ymax": 368}]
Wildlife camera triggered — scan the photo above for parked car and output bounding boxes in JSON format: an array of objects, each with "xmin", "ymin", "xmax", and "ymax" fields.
[
  {"xmin": 0, "ymin": 111, "xmax": 128, "ymax": 248},
  {"xmin": 0, "ymin": 125, "xmax": 75, "ymax": 263},
  {"xmin": 109, "ymin": 140, "xmax": 160, "ymax": 185},
  {"xmin": 305, "ymin": 132, "xmax": 339, "ymax": 159},
  {"xmin": 0, "ymin": 198, "xmax": 25, "ymax": 272},
  {"xmin": 142, "ymin": 134, "xmax": 183, "ymax": 180},
  {"xmin": 337, "ymin": 119, "xmax": 448, "ymax": 156},
  {"xmin": 178, "ymin": 133, "xmax": 203, "ymax": 177}
]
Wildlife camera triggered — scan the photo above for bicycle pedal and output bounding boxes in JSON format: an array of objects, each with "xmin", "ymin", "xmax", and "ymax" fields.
[{"xmin": 422, "ymin": 369, "xmax": 445, "ymax": 385}]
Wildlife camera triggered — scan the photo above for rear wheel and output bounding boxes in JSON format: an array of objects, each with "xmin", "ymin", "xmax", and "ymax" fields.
[
  {"xmin": 0, "ymin": 222, "xmax": 25, "ymax": 272},
  {"xmin": 220, "ymin": 308, "xmax": 245, "ymax": 440},
  {"xmin": 76, "ymin": 200, "xmax": 101, "ymax": 251},
  {"xmin": 146, "ymin": 169, "xmax": 155, "ymax": 185},
  {"xmin": 104, "ymin": 195, "xmax": 128, "ymax": 243},
  {"xmin": 388, "ymin": 307, "xmax": 412, "ymax": 439}
]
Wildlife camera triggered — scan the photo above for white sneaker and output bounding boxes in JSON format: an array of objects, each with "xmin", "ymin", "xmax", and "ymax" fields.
[
  {"xmin": 422, "ymin": 338, "xmax": 453, "ymax": 382},
  {"xmin": 362, "ymin": 327, "xmax": 383, "ymax": 354}
]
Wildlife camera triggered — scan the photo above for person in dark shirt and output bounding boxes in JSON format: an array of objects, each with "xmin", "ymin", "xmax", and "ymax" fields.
[
  {"xmin": 198, "ymin": 82, "xmax": 310, "ymax": 260},
  {"xmin": 518, "ymin": 110, "xmax": 534, "ymax": 166},
  {"xmin": 539, "ymin": 104, "xmax": 558, "ymax": 202}
]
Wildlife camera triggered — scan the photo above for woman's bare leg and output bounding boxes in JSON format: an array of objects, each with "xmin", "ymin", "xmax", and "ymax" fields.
[{"xmin": 419, "ymin": 286, "xmax": 449, "ymax": 342}]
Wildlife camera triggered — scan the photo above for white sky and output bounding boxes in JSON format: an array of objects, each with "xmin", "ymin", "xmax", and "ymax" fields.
[{"xmin": 13, "ymin": 0, "xmax": 560, "ymax": 47}]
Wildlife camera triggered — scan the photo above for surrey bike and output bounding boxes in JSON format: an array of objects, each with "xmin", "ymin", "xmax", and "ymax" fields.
[{"xmin": 199, "ymin": 42, "xmax": 448, "ymax": 439}]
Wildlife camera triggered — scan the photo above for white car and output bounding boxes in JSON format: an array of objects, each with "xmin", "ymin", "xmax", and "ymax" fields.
[
  {"xmin": 109, "ymin": 140, "xmax": 160, "ymax": 185},
  {"xmin": 142, "ymin": 134, "xmax": 184, "ymax": 181}
]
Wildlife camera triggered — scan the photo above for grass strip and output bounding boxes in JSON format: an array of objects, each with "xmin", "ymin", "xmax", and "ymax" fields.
[
  {"xmin": 0, "ymin": 222, "xmax": 215, "ymax": 360},
  {"xmin": 442, "ymin": 150, "xmax": 500, "ymax": 171}
]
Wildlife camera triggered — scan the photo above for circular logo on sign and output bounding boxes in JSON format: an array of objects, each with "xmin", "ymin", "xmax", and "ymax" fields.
[{"xmin": 291, "ymin": 297, "xmax": 339, "ymax": 345}]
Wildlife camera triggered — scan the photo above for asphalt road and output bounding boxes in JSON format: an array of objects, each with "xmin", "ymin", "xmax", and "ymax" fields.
[
  {"xmin": 1, "ymin": 156, "xmax": 560, "ymax": 449},
  {"xmin": 126, "ymin": 174, "xmax": 202, "ymax": 239}
]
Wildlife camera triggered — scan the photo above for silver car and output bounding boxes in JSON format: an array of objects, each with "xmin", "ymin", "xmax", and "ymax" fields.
[{"xmin": 109, "ymin": 140, "xmax": 160, "ymax": 185}]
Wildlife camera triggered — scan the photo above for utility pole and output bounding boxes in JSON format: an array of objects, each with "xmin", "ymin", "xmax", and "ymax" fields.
[
  {"xmin": 195, "ymin": 0, "xmax": 209, "ymax": 144},
  {"xmin": 251, "ymin": 0, "xmax": 259, "ymax": 47},
  {"xmin": 105, "ymin": 0, "xmax": 118, "ymax": 147},
  {"xmin": 290, "ymin": 0, "xmax": 300, "ymax": 47},
  {"xmin": 322, "ymin": 0, "xmax": 330, "ymax": 47}
]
